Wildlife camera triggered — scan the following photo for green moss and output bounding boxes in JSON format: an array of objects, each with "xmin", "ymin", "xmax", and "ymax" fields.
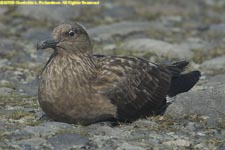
[
  {"xmin": 138, "ymin": 11, "xmax": 161, "ymax": 21},
  {"xmin": 183, "ymin": 114, "xmax": 207, "ymax": 124},
  {"xmin": 0, "ymin": 50, "xmax": 17, "ymax": 60},
  {"xmin": 209, "ymin": 4, "xmax": 225, "ymax": 15},
  {"xmin": 4, "ymin": 6, "xmax": 16, "ymax": 15},
  {"xmin": 57, "ymin": 125, "xmax": 89, "ymax": 137},
  {"xmin": 4, "ymin": 110, "xmax": 31, "ymax": 120},
  {"xmin": 113, "ymin": 48, "xmax": 135, "ymax": 56},
  {"xmin": 25, "ymin": 119, "xmax": 42, "ymax": 126},
  {"xmin": 206, "ymin": 139, "xmax": 224, "ymax": 147},
  {"xmin": 219, "ymin": 118, "xmax": 225, "ymax": 129},
  {"xmin": 0, "ymin": 82, "xmax": 16, "ymax": 90},
  {"xmin": 0, "ymin": 93, "xmax": 38, "ymax": 108},
  {"xmin": 142, "ymin": 51, "xmax": 156, "ymax": 59}
]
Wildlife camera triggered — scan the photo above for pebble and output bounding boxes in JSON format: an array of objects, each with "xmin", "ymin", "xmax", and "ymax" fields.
[
  {"xmin": 48, "ymin": 133, "xmax": 90, "ymax": 150},
  {"xmin": 163, "ymin": 139, "xmax": 191, "ymax": 147},
  {"xmin": 0, "ymin": 87, "xmax": 14, "ymax": 96}
]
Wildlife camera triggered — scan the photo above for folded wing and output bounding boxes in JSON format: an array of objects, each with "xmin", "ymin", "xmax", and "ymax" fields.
[{"xmin": 92, "ymin": 55, "xmax": 172, "ymax": 121}]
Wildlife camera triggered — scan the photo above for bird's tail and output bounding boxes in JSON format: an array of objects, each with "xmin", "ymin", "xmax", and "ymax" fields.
[
  {"xmin": 166, "ymin": 60, "xmax": 189, "ymax": 75},
  {"xmin": 166, "ymin": 61, "xmax": 201, "ymax": 97}
]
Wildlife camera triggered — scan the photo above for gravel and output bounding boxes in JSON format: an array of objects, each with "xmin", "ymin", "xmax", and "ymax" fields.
[{"xmin": 1, "ymin": 1, "xmax": 225, "ymax": 149}]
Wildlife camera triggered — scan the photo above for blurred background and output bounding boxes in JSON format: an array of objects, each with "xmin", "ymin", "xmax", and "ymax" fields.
[{"xmin": 0, "ymin": 1, "xmax": 225, "ymax": 149}]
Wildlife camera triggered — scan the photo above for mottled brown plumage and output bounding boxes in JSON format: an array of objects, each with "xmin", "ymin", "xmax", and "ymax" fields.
[{"xmin": 37, "ymin": 23, "xmax": 201, "ymax": 125}]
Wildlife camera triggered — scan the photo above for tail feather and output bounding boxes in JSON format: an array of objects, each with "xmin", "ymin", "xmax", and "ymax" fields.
[
  {"xmin": 166, "ymin": 60, "xmax": 189, "ymax": 76},
  {"xmin": 168, "ymin": 70, "xmax": 201, "ymax": 97},
  {"xmin": 172, "ymin": 60, "xmax": 189, "ymax": 70}
]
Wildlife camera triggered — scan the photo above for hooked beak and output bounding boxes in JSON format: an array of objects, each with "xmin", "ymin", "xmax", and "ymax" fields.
[{"xmin": 37, "ymin": 39, "xmax": 59, "ymax": 50}]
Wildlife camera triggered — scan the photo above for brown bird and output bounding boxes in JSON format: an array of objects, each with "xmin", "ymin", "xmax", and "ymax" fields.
[{"xmin": 37, "ymin": 23, "xmax": 201, "ymax": 125}]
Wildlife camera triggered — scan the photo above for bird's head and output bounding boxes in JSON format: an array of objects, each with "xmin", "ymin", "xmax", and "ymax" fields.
[{"xmin": 37, "ymin": 23, "xmax": 92, "ymax": 55}]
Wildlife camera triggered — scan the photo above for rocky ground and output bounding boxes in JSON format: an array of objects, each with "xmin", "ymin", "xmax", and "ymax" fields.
[{"xmin": 0, "ymin": 0, "xmax": 225, "ymax": 149}]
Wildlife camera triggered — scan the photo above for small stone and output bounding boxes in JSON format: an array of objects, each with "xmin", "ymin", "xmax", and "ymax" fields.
[
  {"xmin": 0, "ymin": 87, "xmax": 14, "ymax": 96},
  {"xmin": 132, "ymin": 119, "xmax": 158, "ymax": 128},
  {"xmin": 160, "ymin": 15, "xmax": 182, "ymax": 27},
  {"xmin": 116, "ymin": 142, "xmax": 145, "ymax": 150},
  {"xmin": 163, "ymin": 139, "xmax": 191, "ymax": 147}
]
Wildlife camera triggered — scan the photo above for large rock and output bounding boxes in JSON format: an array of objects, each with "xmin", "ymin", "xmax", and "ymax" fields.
[
  {"xmin": 89, "ymin": 21, "xmax": 166, "ymax": 41},
  {"xmin": 179, "ymin": 38, "xmax": 212, "ymax": 51},
  {"xmin": 166, "ymin": 74, "xmax": 225, "ymax": 124},
  {"xmin": 120, "ymin": 38, "xmax": 193, "ymax": 60},
  {"xmin": 200, "ymin": 55, "xmax": 225, "ymax": 74},
  {"xmin": 11, "ymin": 138, "xmax": 48, "ymax": 150},
  {"xmin": 48, "ymin": 133, "xmax": 90, "ymax": 150}
]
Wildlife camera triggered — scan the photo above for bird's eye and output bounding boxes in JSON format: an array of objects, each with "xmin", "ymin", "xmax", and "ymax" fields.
[{"xmin": 69, "ymin": 30, "xmax": 75, "ymax": 36}]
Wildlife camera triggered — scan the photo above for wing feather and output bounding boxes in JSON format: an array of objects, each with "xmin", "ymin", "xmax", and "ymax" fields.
[{"xmin": 93, "ymin": 55, "xmax": 172, "ymax": 121}]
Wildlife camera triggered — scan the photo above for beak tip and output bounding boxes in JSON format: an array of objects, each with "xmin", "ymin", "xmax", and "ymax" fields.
[
  {"xmin": 37, "ymin": 39, "xmax": 58, "ymax": 50},
  {"xmin": 37, "ymin": 40, "xmax": 46, "ymax": 50}
]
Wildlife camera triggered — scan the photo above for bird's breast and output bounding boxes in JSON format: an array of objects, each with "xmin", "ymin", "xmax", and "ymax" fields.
[
  {"xmin": 38, "ymin": 55, "xmax": 117, "ymax": 124},
  {"xmin": 38, "ymin": 56, "xmax": 95, "ymax": 115},
  {"xmin": 40, "ymin": 55, "xmax": 95, "ymax": 100}
]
